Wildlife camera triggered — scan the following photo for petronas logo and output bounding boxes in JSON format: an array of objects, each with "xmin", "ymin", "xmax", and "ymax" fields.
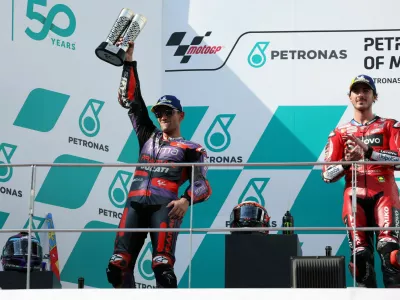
[
  {"xmin": 108, "ymin": 170, "xmax": 133, "ymax": 208},
  {"xmin": 23, "ymin": 216, "xmax": 46, "ymax": 242},
  {"xmin": 0, "ymin": 143, "xmax": 17, "ymax": 182},
  {"xmin": 248, "ymin": 42, "xmax": 269, "ymax": 68},
  {"xmin": 238, "ymin": 178, "xmax": 270, "ymax": 206},
  {"xmin": 137, "ymin": 241, "xmax": 154, "ymax": 280},
  {"xmin": 79, "ymin": 99, "xmax": 104, "ymax": 137},
  {"xmin": 204, "ymin": 114, "xmax": 235, "ymax": 152}
]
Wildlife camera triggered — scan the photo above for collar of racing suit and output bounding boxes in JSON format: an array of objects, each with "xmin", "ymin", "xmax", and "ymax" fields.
[{"xmin": 350, "ymin": 115, "xmax": 379, "ymax": 127}]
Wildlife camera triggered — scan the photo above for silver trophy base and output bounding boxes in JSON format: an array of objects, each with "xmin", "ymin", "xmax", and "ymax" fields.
[{"xmin": 95, "ymin": 42, "xmax": 126, "ymax": 67}]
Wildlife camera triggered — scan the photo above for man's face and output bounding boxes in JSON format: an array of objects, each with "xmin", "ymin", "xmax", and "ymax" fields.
[
  {"xmin": 349, "ymin": 83, "xmax": 376, "ymax": 112},
  {"xmin": 153, "ymin": 106, "xmax": 184, "ymax": 133}
]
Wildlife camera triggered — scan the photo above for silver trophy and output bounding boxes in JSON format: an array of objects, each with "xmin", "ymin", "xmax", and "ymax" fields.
[{"xmin": 95, "ymin": 8, "xmax": 147, "ymax": 67}]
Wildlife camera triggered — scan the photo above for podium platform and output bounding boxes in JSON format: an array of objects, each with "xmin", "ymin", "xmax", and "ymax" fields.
[
  {"xmin": 225, "ymin": 234, "xmax": 302, "ymax": 288},
  {"xmin": 0, "ymin": 271, "xmax": 62, "ymax": 289}
]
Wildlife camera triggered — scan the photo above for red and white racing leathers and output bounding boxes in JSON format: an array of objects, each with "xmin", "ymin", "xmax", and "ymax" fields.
[{"xmin": 322, "ymin": 116, "xmax": 400, "ymax": 287}]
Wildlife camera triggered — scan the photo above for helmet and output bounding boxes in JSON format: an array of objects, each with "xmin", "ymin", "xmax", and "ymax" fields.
[
  {"xmin": 1, "ymin": 232, "xmax": 44, "ymax": 272},
  {"xmin": 229, "ymin": 201, "xmax": 271, "ymax": 234}
]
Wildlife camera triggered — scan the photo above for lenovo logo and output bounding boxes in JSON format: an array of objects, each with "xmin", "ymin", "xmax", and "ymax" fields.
[{"xmin": 362, "ymin": 134, "xmax": 383, "ymax": 146}]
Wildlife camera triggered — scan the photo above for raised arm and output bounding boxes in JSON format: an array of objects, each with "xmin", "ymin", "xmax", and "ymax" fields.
[{"xmin": 117, "ymin": 42, "xmax": 157, "ymax": 150}]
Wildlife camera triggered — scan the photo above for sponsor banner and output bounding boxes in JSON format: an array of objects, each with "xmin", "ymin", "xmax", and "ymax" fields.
[{"xmin": 1, "ymin": 0, "xmax": 400, "ymax": 289}]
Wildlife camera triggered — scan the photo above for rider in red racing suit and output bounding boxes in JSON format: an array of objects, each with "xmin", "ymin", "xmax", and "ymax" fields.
[
  {"xmin": 322, "ymin": 75, "xmax": 400, "ymax": 288},
  {"xmin": 106, "ymin": 42, "xmax": 212, "ymax": 288}
]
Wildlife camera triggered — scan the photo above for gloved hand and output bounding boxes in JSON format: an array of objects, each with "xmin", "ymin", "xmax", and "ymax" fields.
[
  {"xmin": 344, "ymin": 139, "xmax": 364, "ymax": 161},
  {"xmin": 345, "ymin": 134, "xmax": 373, "ymax": 159}
]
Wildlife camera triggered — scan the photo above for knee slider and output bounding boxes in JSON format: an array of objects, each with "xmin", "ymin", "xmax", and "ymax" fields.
[
  {"xmin": 349, "ymin": 247, "xmax": 376, "ymax": 286},
  {"xmin": 106, "ymin": 253, "xmax": 131, "ymax": 288}
]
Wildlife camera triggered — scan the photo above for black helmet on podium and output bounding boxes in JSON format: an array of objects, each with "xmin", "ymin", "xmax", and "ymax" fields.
[
  {"xmin": 229, "ymin": 201, "xmax": 271, "ymax": 234},
  {"xmin": 1, "ymin": 232, "xmax": 44, "ymax": 272}
]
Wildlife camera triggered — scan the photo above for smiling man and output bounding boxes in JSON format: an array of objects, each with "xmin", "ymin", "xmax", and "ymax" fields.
[
  {"xmin": 322, "ymin": 75, "xmax": 400, "ymax": 288},
  {"xmin": 106, "ymin": 41, "xmax": 212, "ymax": 289}
]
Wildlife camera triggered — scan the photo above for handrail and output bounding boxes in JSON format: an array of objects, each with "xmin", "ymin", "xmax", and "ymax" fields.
[
  {"xmin": 2, "ymin": 161, "xmax": 399, "ymax": 289},
  {"xmin": 1, "ymin": 160, "xmax": 400, "ymax": 167},
  {"xmin": 0, "ymin": 226, "xmax": 399, "ymax": 233}
]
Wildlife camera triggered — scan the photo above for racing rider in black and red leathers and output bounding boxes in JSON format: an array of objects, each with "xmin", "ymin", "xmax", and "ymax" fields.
[
  {"xmin": 322, "ymin": 75, "xmax": 400, "ymax": 288},
  {"xmin": 106, "ymin": 41, "xmax": 212, "ymax": 288}
]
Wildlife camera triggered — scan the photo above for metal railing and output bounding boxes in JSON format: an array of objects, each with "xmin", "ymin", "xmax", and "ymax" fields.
[{"xmin": 1, "ymin": 160, "xmax": 400, "ymax": 289}]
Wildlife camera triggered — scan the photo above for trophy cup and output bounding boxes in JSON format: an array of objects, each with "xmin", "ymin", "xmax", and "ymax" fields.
[{"xmin": 95, "ymin": 8, "xmax": 147, "ymax": 67}]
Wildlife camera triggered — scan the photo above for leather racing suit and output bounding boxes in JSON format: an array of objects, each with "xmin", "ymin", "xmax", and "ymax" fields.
[
  {"xmin": 322, "ymin": 116, "xmax": 400, "ymax": 287},
  {"xmin": 106, "ymin": 61, "xmax": 212, "ymax": 288}
]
